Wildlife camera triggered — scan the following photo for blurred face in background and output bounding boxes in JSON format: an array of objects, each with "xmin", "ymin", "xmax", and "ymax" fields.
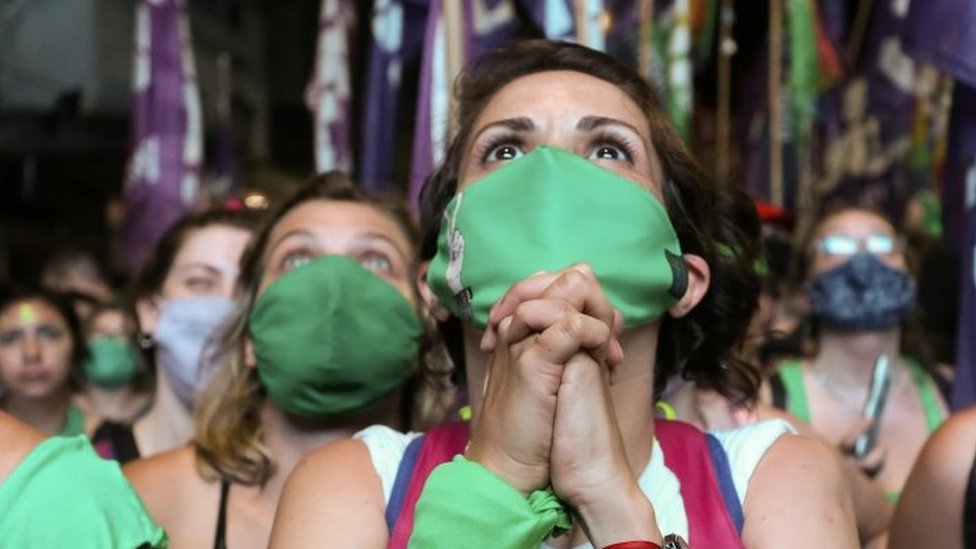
[
  {"xmin": 0, "ymin": 299, "xmax": 74, "ymax": 402},
  {"xmin": 809, "ymin": 209, "xmax": 907, "ymax": 278}
]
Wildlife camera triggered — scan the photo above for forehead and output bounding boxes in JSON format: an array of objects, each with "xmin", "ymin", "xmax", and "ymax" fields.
[
  {"xmin": 0, "ymin": 299, "xmax": 65, "ymax": 327},
  {"xmin": 90, "ymin": 309, "xmax": 127, "ymax": 331},
  {"xmin": 473, "ymin": 70, "xmax": 649, "ymax": 134},
  {"xmin": 174, "ymin": 224, "xmax": 252, "ymax": 267},
  {"xmin": 817, "ymin": 210, "xmax": 895, "ymax": 237},
  {"xmin": 267, "ymin": 199, "xmax": 411, "ymax": 252}
]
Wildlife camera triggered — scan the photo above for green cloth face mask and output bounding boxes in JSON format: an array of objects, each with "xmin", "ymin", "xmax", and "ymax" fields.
[
  {"xmin": 427, "ymin": 146, "xmax": 686, "ymax": 329},
  {"xmin": 249, "ymin": 255, "xmax": 421, "ymax": 418},
  {"xmin": 83, "ymin": 337, "xmax": 140, "ymax": 389}
]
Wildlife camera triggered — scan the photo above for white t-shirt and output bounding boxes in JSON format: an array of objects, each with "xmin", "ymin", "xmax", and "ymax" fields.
[{"xmin": 355, "ymin": 419, "xmax": 794, "ymax": 548}]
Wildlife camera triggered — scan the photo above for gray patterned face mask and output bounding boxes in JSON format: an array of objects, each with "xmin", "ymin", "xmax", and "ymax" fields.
[{"xmin": 808, "ymin": 252, "xmax": 916, "ymax": 331}]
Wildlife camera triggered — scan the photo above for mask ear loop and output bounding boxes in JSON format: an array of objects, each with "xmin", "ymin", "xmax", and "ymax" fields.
[{"xmin": 666, "ymin": 250, "xmax": 689, "ymax": 300}]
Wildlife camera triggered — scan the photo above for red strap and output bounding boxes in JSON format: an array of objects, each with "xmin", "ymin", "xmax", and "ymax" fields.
[
  {"xmin": 388, "ymin": 421, "xmax": 469, "ymax": 549},
  {"xmin": 390, "ymin": 420, "xmax": 740, "ymax": 548},
  {"xmin": 654, "ymin": 419, "xmax": 744, "ymax": 549},
  {"xmin": 602, "ymin": 542, "xmax": 661, "ymax": 549}
]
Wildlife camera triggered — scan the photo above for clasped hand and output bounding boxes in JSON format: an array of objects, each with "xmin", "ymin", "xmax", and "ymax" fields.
[{"xmin": 465, "ymin": 265, "xmax": 655, "ymax": 542}]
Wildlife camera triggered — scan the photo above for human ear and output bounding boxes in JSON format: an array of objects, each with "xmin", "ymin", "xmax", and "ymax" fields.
[
  {"xmin": 417, "ymin": 260, "xmax": 451, "ymax": 322},
  {"xmin": 244, "ymin": 336, "xmax": 256, "ymax": 369},
  {"xmin": 134, "ymin": 297, "xmax": 159, "ymax": 339},
  {"xmin": 668, "ymin": 254, "xmax": 710, "ymax": 318}
]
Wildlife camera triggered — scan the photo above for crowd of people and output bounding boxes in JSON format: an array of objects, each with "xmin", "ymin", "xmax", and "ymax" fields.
[{"xmin": 0, "ymin": 39, "xmax": 973, "ymax": 549}]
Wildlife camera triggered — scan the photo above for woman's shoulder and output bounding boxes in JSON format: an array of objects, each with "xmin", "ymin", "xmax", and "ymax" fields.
[
  {"xmin": 909, "ymin": 406, "xmax": 976, "ymax": 479},
  {"xmin": 270, "ymin": 435, "xmax": 390, "ymax": 547},
  {"xmin": 123, "ymin": 445, "xmax": 213, "ymax": 521},
  {"xmin": 741, "ymin": 431, "xmax": 859, "ymax": 547}
]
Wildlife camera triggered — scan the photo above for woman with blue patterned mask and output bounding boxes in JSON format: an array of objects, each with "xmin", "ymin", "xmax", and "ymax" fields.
[{"xmin": 769, "ymin": 207, "xmax": 948, "ymax": 504}]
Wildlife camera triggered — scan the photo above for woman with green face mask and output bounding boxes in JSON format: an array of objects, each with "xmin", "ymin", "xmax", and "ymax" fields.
[
  {"xmin": 124, "ymin": 172, "xmax": 453, "ymax": 549},
  {"xmin": 271, "ymin": 40, "xmax": 858, "ymax": 549},
  {"xmin": 75, "ymin": 302, "xmax": 152, "ymax": 428}
]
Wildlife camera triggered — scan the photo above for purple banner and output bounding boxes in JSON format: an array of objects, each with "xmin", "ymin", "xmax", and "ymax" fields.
[
  {"xmin": 947, "ymin": 84, "xmax": 976, "ymax": 410},
  {"xmin": 307, "ymin": 0, "xmax": 356, "ymax": 174},
  {"xmin": 408, "ymin": 0, "xmax": 521, "ymax": 211},
  {"xmin": 122, "ymin": 0, "xmax": 202, "ymax": 272},
  {"xmin": 902, "ymin": 0, "xmax": 976, "ymax": 89},
  {"xmin": 359, "ymin": 0, "xmax": 429, "ymax": 192}
]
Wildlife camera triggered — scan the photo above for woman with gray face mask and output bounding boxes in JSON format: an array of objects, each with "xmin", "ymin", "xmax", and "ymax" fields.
[
  {"xmin": 766, "ymin": 206, "xmax": 948, "ymax": 511},
  {"xmin": 91, "ymin": 208, "xmax": 257, "ymax": 463}
]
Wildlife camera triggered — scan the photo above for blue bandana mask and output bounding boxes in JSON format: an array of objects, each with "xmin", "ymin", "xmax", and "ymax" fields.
[{"xmin": 808, "ymin": 252, "xmax": 916, "ymax": 331}]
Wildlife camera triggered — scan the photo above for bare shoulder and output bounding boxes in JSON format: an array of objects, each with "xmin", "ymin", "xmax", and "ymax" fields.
[
  {"xmin": 270, "ymin": 438, "xmax": 387, "ymax": 548},
  {"xmin": 124, "ymin": 445, "xmax": 212, "ymax": 523},
  {"xmin": 888, "ymin": 407, "xmax": 976, "ymax": 549},
  {"xmin": 917, "ymin": 406, "xmax": 976, "ymax": 470},
  {"xmin": 743, "ymin": 433, "xmax": 859, "ymax": 548}
]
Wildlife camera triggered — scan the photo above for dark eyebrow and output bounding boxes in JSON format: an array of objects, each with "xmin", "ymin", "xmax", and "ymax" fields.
[
  {"xmin": 471, "ymin": 117, "xmax": 536, "ymax": 142},
  {"xmin": 575, "ymin": 115, "xmax": 643, "ymax": 136}
]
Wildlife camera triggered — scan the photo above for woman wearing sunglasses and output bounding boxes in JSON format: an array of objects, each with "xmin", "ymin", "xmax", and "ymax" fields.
[{"xmin": 768, "ymin": 206, "xmax": 947, "ymax": 505}]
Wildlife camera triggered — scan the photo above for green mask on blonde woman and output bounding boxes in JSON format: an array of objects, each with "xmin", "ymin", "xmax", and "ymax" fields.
[
  {"xmin": 427, "ymin": 146, "xmax": 687, "ymax": 328},
  {"xmin": 83, "ymin": 337, "xmax": 140, "ymax": 388},
  {"xmin": 249, "ymin": 255, "xmax": 421, "ymax": 418}
]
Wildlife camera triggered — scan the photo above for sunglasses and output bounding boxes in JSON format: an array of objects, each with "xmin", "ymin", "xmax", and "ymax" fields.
[{"xmin": 813, "ymin": 233, "xmax": 900, "ymax": 256}]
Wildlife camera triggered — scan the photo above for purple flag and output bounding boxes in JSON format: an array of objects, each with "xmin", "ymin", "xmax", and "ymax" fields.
[
  {"xmin": 408, "ymin": 0, "xmax": 521, "ymax": 211},
  {"xmin": 901, "ymin": 0, "xmax": 976, "ymax": 89},
  {"xmin": 947, "ymin": 84, "xmax": 976, "ymax": 409},
  {"xmin": 122, "ymin": 0, "xmax": 202, "ymax": 272},
  {"xmin": 307, "ymin": 0, "xmax": 356, "ymax": 174},
  {"xmin": 359, "ymin": 0, "xmax": 429, "ymax": 192}
]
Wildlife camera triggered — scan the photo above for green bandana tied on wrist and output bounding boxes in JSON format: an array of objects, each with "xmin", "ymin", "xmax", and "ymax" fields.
[
  {"xmin": 427, "ymin": 146, "xmax": 686, "ymax": 329},
  {"xmin": 409, "ymin": 456, "xmax": 572, "ymax": 549}
]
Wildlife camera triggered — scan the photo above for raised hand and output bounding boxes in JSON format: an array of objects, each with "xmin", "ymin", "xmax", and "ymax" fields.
[{"xmin": 465, "ymin": 266, "xmax": 623, "ymax": 495}]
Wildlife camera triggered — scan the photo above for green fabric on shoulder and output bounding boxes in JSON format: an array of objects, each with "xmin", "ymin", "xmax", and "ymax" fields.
[
  {"xmin": 59, "ymin": 404, "xmax": 86, "ymax": 437},
  {"xmin": 0, "ymin": 435, "xmax": 168, "ymax": 548}
]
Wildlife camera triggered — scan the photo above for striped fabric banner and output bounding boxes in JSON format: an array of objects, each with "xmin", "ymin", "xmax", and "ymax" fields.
[{"xmin": 121, "ymin": 0, "xmax": 202, "ymax": 272}]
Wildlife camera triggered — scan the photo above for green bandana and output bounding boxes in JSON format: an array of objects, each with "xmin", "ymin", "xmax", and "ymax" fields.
[
  {"xmin": 427, "ymin": 146, "xmax": 685, "ymax": 329},
  {"xmin": 249, "ymin": 255, "xmax": 421, "ymax": 418},
  {"xmin": 83, "ymin": 337, "xmax": 140, "ymax": 389}
]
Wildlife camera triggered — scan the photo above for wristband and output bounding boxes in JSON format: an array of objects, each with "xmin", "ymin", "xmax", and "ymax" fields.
[{"xmin": 602, "ymin": 542, "xmax": 661, "ymax": 549}]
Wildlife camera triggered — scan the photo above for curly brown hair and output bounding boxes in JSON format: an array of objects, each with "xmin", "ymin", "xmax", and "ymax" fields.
[{"xmin": 418, "ymin": 39, "xmax": 763, "ymax": 405}]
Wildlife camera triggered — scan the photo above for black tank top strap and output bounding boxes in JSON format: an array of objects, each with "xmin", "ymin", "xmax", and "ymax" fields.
[
  {"xmin": 91, "ymin": 421, "xmax": 141, "ymax": 464},
  {"xmin": 965, "ymin": 452, "xmax": 976, "ymax": 549},
  {"xmin": 213, "ymin": 478, "xmax": 231, "ymax": 549}
]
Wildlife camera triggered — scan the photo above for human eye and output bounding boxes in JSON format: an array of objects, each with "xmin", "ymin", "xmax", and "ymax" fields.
[
  {"xmin": 186, "ymin": 276, "xmax": 216, "ymax": 293},
  {"xmin": 36, "ymin": 324, "xmax": 65, "ymax": 341},
  {"xmin": 820, "ymin": 235, "xmax": 858, "ymax": 256},
  {"xmin": 587, "ymin": 133, "xmax": 637, "ymax": 164},
  {"xmin": 359, "ymin": 252, "xmax": 392, "ymax": 274},
  {"xmin": 865, "ymin": 234, "xmax": 896, "ymax": 255},
  {"xmin": 281, "ymin": 249, "xmax": 315, "ymax": 272},
  {"xmin": 480, "ymin": 136, "xmax": 525, "ymax": 165},
  {"xmin": 0, "ymin": 329, "xmax": 22, "ymax": 346},
  {"xmin": 588, "ymin": 142, "xmax": 632, "ymax": 162}
]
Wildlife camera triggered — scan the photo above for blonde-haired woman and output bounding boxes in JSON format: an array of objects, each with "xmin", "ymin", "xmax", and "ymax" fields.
[{"xmin": 124, "ymin": 173, "xmax": 452, "ymax": 549}]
